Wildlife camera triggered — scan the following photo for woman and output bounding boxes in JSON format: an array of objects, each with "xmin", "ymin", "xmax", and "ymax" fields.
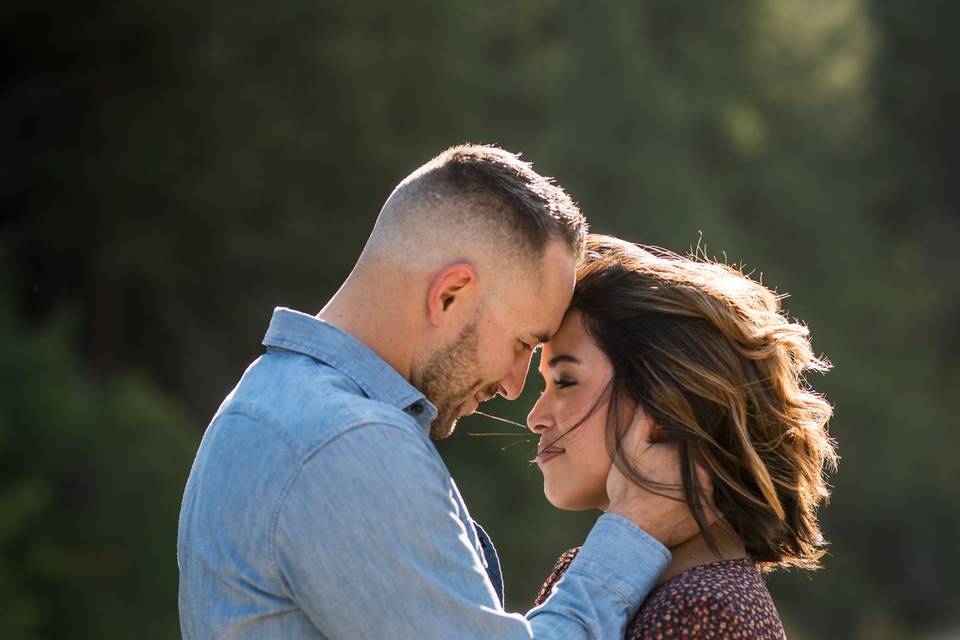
[{"xmin": 529, "ymin": 235, "xmax": 837, "ymax": 639}]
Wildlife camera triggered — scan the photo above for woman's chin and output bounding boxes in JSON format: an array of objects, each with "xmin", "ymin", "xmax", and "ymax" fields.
[
  {"xmin": 543, "ymin": 486, "xmax": 568, "ymax": 510},
  {"xmin": 544, "ymin": 488, "xmax": 601, "ymax": 512}
]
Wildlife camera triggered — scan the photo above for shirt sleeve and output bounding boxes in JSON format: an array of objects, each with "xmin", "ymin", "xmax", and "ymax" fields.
[
  {"xmin": 534, "ymin": 548, "xmax": 581, "ymax": 606},
  {"xmin": 273, "ymin": 421, "xmax": 670, "ymax": 639}
]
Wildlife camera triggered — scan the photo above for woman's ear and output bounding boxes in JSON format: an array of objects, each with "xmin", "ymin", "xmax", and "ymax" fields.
[
  {"xmin": 649, "ymin": 421, "xmax": 666, "ymax": 444},
  {"xmin": 426, "ymin": 262, "xmax": 478, "ymax": 326}
]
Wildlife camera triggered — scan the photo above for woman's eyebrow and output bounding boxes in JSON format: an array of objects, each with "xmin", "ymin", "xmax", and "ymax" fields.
[{"xmin": 548, "ymin": 354, "xmax": 581, "ymax": 367}]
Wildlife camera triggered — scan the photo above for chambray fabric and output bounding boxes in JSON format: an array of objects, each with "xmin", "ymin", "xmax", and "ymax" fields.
[{"xmin": 177, "ymin": 307, "xmax": 671, "ymax": 639}]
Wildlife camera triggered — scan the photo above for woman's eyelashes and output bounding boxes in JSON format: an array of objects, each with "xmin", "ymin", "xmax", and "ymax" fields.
[{"xmin": 536, "ymin": 372, "xmax": 578, "ymax": 393}]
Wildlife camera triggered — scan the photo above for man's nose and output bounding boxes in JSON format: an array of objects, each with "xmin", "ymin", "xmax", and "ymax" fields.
[{"xmin": 497, "ymin": 351, "xmax": 534, "ymax": 401}]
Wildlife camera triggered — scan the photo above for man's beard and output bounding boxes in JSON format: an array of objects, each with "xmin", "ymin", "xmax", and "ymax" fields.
[{"xmin": 418, "ymin": 319, "xmax": 486, "ymax": 440}]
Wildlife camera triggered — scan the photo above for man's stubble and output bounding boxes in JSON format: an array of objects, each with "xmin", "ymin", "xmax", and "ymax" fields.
[{"xmin": 418, "ymin": 319, "xmax": 487, "ymax": 440}]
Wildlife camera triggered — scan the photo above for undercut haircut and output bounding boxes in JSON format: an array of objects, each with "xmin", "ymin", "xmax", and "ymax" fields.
[{"xmin": 373, "ymin": 144, "xmax": 587, "ymax": 264}]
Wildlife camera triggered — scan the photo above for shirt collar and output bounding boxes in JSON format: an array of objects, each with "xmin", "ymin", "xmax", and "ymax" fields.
[{"xmin": 261, "ymin": 307, "xmax": 438, "ymax": 434}]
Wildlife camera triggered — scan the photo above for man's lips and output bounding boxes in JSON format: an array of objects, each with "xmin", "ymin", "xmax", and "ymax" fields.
[
  {"xmin": 476, "ymin": 389, "xmax": 497, "ymax": 404},
  {"xmin": 462, "ymin": 397, "xmax": 479, "ymax": 416},
  {"xmin": 463, "ymin": 390, "xmax": 496, "ymax": 414},
  {"xmin": 460, "ymin": 392, "xmax": 492, "ymax": 417}
]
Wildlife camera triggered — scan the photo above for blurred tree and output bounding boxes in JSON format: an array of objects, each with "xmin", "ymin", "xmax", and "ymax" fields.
[{"xmin": 0, "ymin": 284, "xmax": 198, "ymax": 639}]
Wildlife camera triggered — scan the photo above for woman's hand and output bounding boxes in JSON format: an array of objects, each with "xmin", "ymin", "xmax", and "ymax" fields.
[{"xmin": 605, "ymin": 407, "xmax": 709, "ymax": 548}]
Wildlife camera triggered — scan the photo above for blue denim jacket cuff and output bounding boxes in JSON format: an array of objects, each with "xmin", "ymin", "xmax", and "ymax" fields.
[{"xmin": 567, "ymin": 513, "xmax": 671, "ymax": 604}]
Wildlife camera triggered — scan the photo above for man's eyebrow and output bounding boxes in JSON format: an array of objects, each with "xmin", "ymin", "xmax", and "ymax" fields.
[{"xmin": 547, "ymin": 354, "xmax": 580, "ymax": 367}]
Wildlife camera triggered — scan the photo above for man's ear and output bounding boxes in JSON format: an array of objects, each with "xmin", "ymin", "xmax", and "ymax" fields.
[{"xmin": 426, "ymin": 262, "xmax": 478, "ymax": 326}]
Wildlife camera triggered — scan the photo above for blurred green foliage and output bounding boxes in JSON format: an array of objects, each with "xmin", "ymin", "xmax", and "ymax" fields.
[
  {"xmin": 0, "ymin": 285, "xmax": 196, "ymax": 639},
  {"xmin": 2, "ymin": 0, "xmax": 958, "ymax": 638}
]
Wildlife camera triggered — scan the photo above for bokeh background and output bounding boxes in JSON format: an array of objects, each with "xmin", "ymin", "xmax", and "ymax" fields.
[{"xmin": 3, "ymin": 0, "xmax": 959, "ymax": 638}]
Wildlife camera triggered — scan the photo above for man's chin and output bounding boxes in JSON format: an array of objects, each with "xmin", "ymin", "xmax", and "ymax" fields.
[
  {"xmin": 429, "ymin": 416, "xmax": 459, "ymax": 441},
  {"xmin": 430, "ymin": 396, "xmax": 480, "ymax": 440}
]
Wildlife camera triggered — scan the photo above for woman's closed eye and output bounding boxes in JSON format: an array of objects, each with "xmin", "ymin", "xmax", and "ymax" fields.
[{"xmin": 554, "ymin": 377, "xmax": 577, "ymax": 389}]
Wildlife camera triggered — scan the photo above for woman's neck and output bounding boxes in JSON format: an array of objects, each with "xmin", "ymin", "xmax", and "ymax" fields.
[{"xmin": 658, "ymin": 519, "xmax": 747, "ymax": 586}]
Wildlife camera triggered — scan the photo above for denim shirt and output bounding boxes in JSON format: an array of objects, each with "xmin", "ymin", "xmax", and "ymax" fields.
[{"xmin": 177, "ymin": 307, "xmax": 670, "ymax": 639}]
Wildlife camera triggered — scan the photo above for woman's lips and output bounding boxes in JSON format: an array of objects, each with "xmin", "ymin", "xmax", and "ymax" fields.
[{"xmin": 536, "ymin": 449, "xmax": 565, "ymax": 464}]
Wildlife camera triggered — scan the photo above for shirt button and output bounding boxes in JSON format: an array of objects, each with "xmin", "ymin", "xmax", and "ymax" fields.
[{"xmin": 410, "ymin": 404, "xmax": 423, "ymax": 415}]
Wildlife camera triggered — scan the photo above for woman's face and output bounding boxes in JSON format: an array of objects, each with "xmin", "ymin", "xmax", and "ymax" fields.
[{"xmin": 527, "ymin": 309, "xmax": 614, "ymax": 511}]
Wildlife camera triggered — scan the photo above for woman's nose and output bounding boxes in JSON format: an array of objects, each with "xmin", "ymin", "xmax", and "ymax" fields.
[{"xmin": 527, "ymin": 393, "xmax": 552, "ymax": 433}]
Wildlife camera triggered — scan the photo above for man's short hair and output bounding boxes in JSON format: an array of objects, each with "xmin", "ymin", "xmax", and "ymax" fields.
[{"xmin": 380, "ymin": 144, "xmax": 588, "ymax": 261}]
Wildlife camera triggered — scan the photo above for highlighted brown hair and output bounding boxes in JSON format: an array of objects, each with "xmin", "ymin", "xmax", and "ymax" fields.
[{"xmin": 573, "ymin": 234, "xmax": 837, "ymax": 571}]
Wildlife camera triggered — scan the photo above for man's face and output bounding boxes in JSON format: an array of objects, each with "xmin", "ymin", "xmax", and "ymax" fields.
[{"xmin": 422, "ymin": 240, "xmax": 576, "ymax": 439}]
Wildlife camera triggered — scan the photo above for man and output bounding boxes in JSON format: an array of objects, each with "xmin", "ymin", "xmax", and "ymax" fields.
[{"xmin": 178, "ymin": 144, "xmax": 693, "ymax": 638}]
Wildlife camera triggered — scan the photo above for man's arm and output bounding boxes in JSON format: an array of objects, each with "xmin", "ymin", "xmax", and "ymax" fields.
[{"xmin": 273, "ymin": 421, "xmax": 670, "ymax": 639}]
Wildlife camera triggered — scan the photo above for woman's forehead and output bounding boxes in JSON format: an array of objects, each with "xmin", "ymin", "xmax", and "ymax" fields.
[{"xmin": 540, "ymin": 312, "xmax": 589, "ymax": 361}]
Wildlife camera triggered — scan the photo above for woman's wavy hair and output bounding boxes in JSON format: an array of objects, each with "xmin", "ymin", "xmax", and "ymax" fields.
[{"xmin": 573, "ymin": 234, "xmax": 838, "ymax": 571}]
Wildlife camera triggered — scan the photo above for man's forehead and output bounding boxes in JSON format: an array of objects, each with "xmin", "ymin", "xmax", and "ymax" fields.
[
  {"xmin": 504, "ymin": 283, "xmax": 565, "ymax": 335},
  {"xmin": 525, "ymin": 303, "xmax": 565, "ymax": 343},
  {"xmin": 527, "ymin": 285, "xmax": 573, "ymax": 337},
  {"xmin": 497, "ymin": 244, "xmax": 574, "ymax": 338},
  {"xmin": 518, "ymin": 314, "xmax": 555, "ymax": 344}
]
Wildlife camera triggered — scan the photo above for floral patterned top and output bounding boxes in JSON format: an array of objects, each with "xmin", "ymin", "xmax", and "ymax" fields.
[{"xmin": 535, "ymin": 548, "xmax": 786, "ymax": 639}]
